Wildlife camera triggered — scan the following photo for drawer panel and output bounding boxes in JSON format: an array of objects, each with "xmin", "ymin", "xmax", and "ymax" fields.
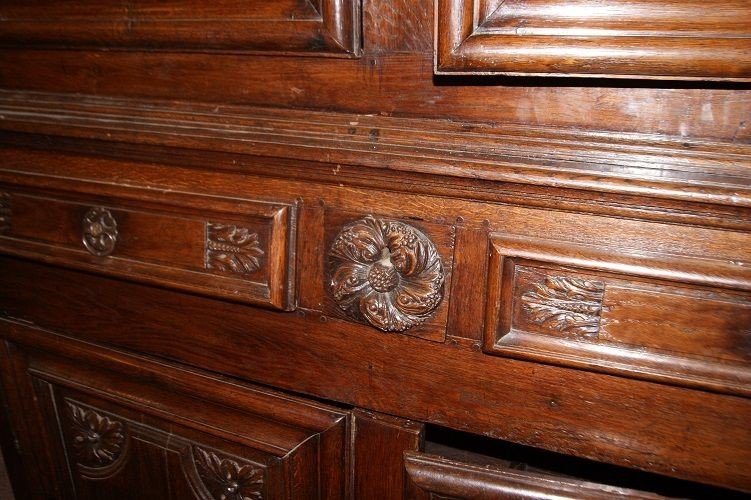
[
  {"xmin": 0, "ymin": 0, "xmax": 359, "ymax": 55},
  {"xmin": 0, "ymin": 320, "xmax": 349, "ymax": 500},
  {"xmin": 0, "ymin": 186, "xmax": 296, "ymax": 310},
  {"xmin": 483, "ymin": 234, "xmax": 751, "ymax": 396}
]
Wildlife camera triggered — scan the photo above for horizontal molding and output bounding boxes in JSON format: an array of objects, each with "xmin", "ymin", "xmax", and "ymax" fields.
[{"xmin": 0, "ymin": 91, "xmax": 749, "ymax": 211}]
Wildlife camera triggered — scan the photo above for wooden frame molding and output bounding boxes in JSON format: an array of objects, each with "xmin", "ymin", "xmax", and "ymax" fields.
[
  {"xmin": 0, "ymin": 0, "xmax": 360, "ymax": 56},
  {"xmin": 435, "ymin": 0, "xmax": 751, "ymax": 80}
]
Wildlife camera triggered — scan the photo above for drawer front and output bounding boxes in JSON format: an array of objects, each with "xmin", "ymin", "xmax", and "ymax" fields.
[
  {"xmin": 0, "ymin": 186, "xmax": 296, "ymax": 310},
  {"xmin": 483, "ymin": 234, "xmax": 751, "ymax": 396},
  {"xmin": 0, "ymin": 0, "xmax": 359, "ymax": 55},
  {"xmin": 404, "ymin": 452, "xmax": 662, "ymax": 500},
  {"xmin": 0, "ymin": 320, "xmax": 349, "ymax": 500}
]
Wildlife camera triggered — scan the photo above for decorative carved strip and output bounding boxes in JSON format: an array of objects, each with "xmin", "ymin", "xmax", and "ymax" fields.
[
  {"xmin": 66, "ymin": 401, "xmax": 126, "ymax": 468},
  {"xmin": 328, "ymin": 215, "xmax": 444, "ymax": 332},
  {"xmin": 206, "ymin": 224, "xmax": 264, "ymax": 275},
  {"xmin": 82, "ymin": 207, "xmax": 118, "ymax": 257},
  {"xmin": 521, "ymin": 276, "xmax": 605, "ymax": 337},
  {"xmin": 193, "ymin": 446, "xmax": 265, "ymax": 500},
  {"xmin": 0, "ymin": 192, "xmax": 9, "ymax": 234}
]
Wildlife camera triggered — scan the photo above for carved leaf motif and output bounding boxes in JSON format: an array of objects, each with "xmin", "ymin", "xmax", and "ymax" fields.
[
  {"xmin": 66, "ymin": 401, "xmax": 126, "ymax": 467},
  {"xmin": 521, "ymin": 276, "xmax": 605, "ymax": 337},
  {"xmin": 328, "ymin": 215, "xmax": 444, "ymax": 332},
  {"xmin": 193, "ymin": 447, "xmax": 264, "ymax": 500},
  {"xmin": 0, "ymin": 193, "xmax": 10, "ymax": 234},
  {"xmin": 206, "ymin": 224, "xmax": 264, "ymax": 275}
]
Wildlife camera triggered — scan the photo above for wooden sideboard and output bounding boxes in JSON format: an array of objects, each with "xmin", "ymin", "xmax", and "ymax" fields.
[{"xmin": 0, "ymin": 1, "xmax": 750, "ymax": 498}]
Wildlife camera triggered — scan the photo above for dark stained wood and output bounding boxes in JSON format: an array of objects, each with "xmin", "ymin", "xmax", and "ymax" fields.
[
  {"xmin": 2, "ymin": 260, "xmax": 750, "ymax": 492},
  {"xmin": 0, "ymin": 0, "xmax": 749, "ymax": 497},
  {"xmin": 0, "ymin": 0, "xmax": 360, "ymax": 55},
  {"xmin": 352, "ymin": 410, "xmax": 424, "ymax": 499},
  {"xmin": 436, "ymin": 0, "xmax": 751, "ymax": 80},
  {"xmin": 0, "ymin": 321, "xmax": 350, "ymax": 500}
]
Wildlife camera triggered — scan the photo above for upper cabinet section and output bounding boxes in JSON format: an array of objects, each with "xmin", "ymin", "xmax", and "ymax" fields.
[
  {"xmin": 435, "ymin": 0, "xmax": 751, "ymax": 80},
  {"xmin": 0, "ymin": 0, "xmax": 360, "ymax": 56}
]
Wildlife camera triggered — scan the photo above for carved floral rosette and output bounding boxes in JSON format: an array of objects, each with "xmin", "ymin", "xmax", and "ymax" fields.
[
  {"xmin": 328, "ymin": 215, "xmax": 444, "ymax": 332},
  {"xmin": 65, "ymin": 400, "xmax": 129, "ymax": 479},
  {"xmin": 191, "ymin": 446, "xmax": 265, "ymax": 500}
]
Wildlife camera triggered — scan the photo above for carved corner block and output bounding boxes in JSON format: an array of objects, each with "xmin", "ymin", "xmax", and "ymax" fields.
[
  {"xmin": 65, "ymin": 400, "xmax": 129, "ymax": 479},
  {"xmin": 328, "ymin": 215, "xmax": 445, "ymax": 332}
]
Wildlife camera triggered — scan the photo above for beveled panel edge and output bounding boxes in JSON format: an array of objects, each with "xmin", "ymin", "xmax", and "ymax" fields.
[
  {"xmin": 0, "ymin": 90, "xmax": 749, "ymax": 214},
  {"xmin": 435, "ymin": 0, "xmax": 751, "ymax": 80},
  {"xmin": 0, "ymin": 0, "xmax": 361, "ymax": 56},
  {"xmin": 482, "ymin": 233, "xmax": 751, "ymax": 397}
]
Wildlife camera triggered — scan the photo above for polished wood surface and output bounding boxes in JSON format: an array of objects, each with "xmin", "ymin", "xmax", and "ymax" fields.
[
  {"xmin": 0, "ymin": 0, "xmax": 749, "ymax": 498},
  {"xmin": 436, "ymin": 0, "xmax": 751, "ymax": 79}
]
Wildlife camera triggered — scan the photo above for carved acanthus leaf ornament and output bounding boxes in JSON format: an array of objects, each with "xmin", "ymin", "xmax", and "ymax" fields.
[
  {"xmin": 521, "ymin": 276, "xmax": 605, "ymax": 337},
  {"xmin": 206, "ymin": 224, "xmax": 264, "ymax": 275},
  {"xmin": 329, "ymin": 215, "xmax": 444, "ymax": 332}
]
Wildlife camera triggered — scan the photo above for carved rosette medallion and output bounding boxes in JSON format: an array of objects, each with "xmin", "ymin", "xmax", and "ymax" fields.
[
  {"xmin": 206, "ymin": 224, "xmax": 264, "ymax": 275},
  {"xmin": 328, "ymin": 215, "xmax": 444, "ymax": 332},
  {"xmin": 193, "ymin": 446, "xmax": 265, "ymax": 500},
  {"xmin": 521, "ymin": 276, "xmax": 606, "ymax": 337},
  {"xmin": 66, "ymin": 401, "xmax": 127, "ymax": 469},
  {"xmin": 82, "ymin": 207, "xmax": 118, "ymax": 256},
  {"xmin": 0, "ymin": 192, "xmax": 10, "ymax": 234}
]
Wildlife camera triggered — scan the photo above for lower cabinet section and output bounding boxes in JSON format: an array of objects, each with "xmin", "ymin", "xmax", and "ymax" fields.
[{"xmin": 0, "ymin": 320, "xmax": 349, "ymax": 500}]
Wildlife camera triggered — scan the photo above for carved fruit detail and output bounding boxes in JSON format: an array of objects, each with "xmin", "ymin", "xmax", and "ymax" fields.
[
  {"xmin": 0, "ymin": 192, "xmax": 10, "ymax": 234},
  {"xmin": 329, "ymin": 215, "xmax": 444, "ymax": 332},
  {"xmin": 193, "ymin": 446, "xmax": 264, "ymax": 500},
  {"xmin": 82, "ymin": 207, "xmax": 118, "ymax": 256},
  {"xmin": 66, "ymin": 401, "xmax": 126, "ymax": 467},
  {"xmin": 206, "ymin": 224, "xmax": 264, "ymax": 275},
  {"xmin": 521, "ymin": 276, "xmax": 605, "ymax": 337}
]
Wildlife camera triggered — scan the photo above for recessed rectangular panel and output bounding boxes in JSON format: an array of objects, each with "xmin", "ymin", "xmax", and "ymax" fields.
[
  {"xmin": 0, "ymin": 0, "xmax": 360, "ymax": 55},
  {"xmin": 483, "ymin": 234, "xmax": 751, "ymax": 396},
  {"xmin": 0, "ymin": 186, "xmax": 296, "ymax": 310},
  {"xmin": 436, "ymin": 0, "xmax": 751, "ymax": 80}
]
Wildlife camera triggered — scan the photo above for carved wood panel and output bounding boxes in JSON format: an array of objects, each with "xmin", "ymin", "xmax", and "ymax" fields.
[
  {"xmin": 0, "ymin": 0, "xmax": 360, "ymax": 56},
  {"xmin": 0, "ymin": 323, "xmax": 350, "ymax": 500},
  {"xmin": 435, "ymin": 0, "xmax": 751, "ymax": 79},
  {"xmin": 483, "ymin": 233, "xmax": 751, "ymax": 396},
  {"xmin": 0, "ymin": 186, "xmax": 296, "ymax": 310}
]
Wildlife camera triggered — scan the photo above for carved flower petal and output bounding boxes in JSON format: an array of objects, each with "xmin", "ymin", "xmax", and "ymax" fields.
[
  {"xmin": 359, "ymin": 291, "xmax": 414, "ymax": 332},
  {"xmin": 329, "ymin": 262, "xmax": 372, "ymax": 310},
  {"xmin": 329, "ymin": 216, "xmax": 386, "ymax": 264},
  {"xmin": 392, "ymin": 276, "xmax": 443, "ymax": 317}
]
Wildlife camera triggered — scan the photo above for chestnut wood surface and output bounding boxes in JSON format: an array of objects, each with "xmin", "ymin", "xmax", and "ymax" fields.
[{"xmin": 0, "ymin": 0, "xmax": 749, "ymax": 498}]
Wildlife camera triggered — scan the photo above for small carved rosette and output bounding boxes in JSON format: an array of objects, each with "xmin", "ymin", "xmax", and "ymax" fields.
[
  {"xmin": 328, "ymin": 215, "xmax": 444, "ymax": 332},
  {"xmin": 193, "ymin": 447, "xmax": 264, "ymax": 500},
  {"xmin": 82, "ymin": 207, "xmax": 118, "ymax": 256},
  {"xmin": 66, "ymin": 401, "xmax": 126, "ymax": 469}
]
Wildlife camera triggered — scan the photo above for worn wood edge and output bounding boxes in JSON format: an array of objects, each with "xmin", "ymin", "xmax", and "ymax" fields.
[
  {"xmin": 403, "ymin": 451, "xmax": 665, "ymax": 499},
  {"xmin": 0, "ymin": 91, "xmax": 749, "ymax": 210}
]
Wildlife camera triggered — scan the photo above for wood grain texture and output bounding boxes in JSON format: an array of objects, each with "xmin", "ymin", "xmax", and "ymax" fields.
[
  {"xmin": 436, "ymin": 0, "xmax": 751, "ymax": 80},
  {"xmin": 0, "ymin": 51, "xmax": 749, "ymax": 143},
  {"xmin": 0, "ymin": 0, "xmax": 360, "ymax": 55},
  {"xmin": 352, "ymin": 410, "xmax": 424, "ymax": 499},
  {"xmin": 2, "ymin": 259, "xmax": 750, "ymax": 492}
]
